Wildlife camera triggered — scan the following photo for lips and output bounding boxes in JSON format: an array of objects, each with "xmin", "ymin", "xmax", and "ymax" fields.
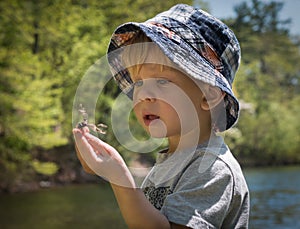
[{"xmin": 143, "ymin": 113, "xmax": 160, "ymax": 126}]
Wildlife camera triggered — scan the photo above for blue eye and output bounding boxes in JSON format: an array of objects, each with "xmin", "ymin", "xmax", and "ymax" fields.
[
  {"xmin": 134, "ymin": 80, "xmax": 143, "ymax": 87},
  {"xmin": 157, "ymin": 79, "xmax": 170, "ymax": 86}
]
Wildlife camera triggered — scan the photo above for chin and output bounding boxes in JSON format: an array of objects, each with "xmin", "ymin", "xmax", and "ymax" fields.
[
  {"xmin": 146, "ymin": 119, "xmax": 169, "ymax": 138},
  {"xmin": 146, "ymin": 129, "xmax": 168, "ymax": 138}
]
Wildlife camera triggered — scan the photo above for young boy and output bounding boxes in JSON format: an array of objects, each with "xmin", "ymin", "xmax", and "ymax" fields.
[{"xmin": 73, "ymin": 4, "xmax": 249, "ymax": 229}]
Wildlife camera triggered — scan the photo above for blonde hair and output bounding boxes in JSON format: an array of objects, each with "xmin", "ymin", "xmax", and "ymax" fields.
[{"xmin": 121, "ymin": 31, "xmax": 177, "ymax": 76}]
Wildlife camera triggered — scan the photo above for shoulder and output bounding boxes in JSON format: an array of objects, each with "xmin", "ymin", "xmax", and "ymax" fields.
[
  {"xmin": 194, "ymin": 135, "xmax": 248, "ymax": 186},
  {"xmin": 175, "ymin": 149, "xmax": 235, "ymax": 192},
  {"xmin": 160, "ymin": 149, "xmax": 248, "ymax": 228},
  {"xmin": 174, "ymin": 138, "xmax": 249, "ymax": 203}
]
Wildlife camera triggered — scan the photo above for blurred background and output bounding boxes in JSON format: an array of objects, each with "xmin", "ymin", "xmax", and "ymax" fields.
[{"xmin": 0, "ymin": 0, "xmax": 299, "ymax": 228}]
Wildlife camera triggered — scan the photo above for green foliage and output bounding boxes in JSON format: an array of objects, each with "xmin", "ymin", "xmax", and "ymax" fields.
[
  {"xmin": 224, "ymin": 0, "xmax": 300, "ymax": 166},
  {"xmin": 32, "ymin": 160, "xmax": 59, "ymax": 176},
  {"xmin": 0, "ymin": 0, "xmax": 300, "ymax": 191},
  {"xmin": 0, "ymin": 0, "xmax": 194, "ymax": 191}
]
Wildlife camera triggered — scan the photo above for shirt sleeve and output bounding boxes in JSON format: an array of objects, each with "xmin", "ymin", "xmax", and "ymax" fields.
[{"xmin": 160, "ymin": 156, "xmax": 234, "ymax": 229}]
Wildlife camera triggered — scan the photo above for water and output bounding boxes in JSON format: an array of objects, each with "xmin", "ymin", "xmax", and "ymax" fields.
[
  {"xmin": 244, "ymin": 166, "xmax": 300, "ymax": 229},
  {"xmin": 0, "ymin": 184, "xmax": 126, "ymax": 229},
  {"xmin": 0, "ymin": 166, "xmax": 299, "ymax": 228}
]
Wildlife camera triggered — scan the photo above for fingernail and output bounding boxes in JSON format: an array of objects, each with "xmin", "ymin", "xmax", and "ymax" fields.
[
  {"xmin": 82, "ymin": 126, "xmax": 90, "ymax": 133},
  {"xmin": 73, "ymin": 129, "xmax": 83, "ymax": 138},
  {"xmin": 73, "ymin": 128, "xmax": 79, "ymax": 134}
]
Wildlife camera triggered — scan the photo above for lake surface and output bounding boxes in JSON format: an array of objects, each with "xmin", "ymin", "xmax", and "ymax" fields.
[
  {"xmin": 0, "ymin": 166, "xmax": 299, "ymax": 228},
  {"xmin": 244, "ymin": 166, "xmax": 300, "ymax": 229}
]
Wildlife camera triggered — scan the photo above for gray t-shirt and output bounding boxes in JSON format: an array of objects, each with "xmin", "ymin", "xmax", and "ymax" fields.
[{"xmin": 141, "ymin": 135, "xmax": 249, "ymax": 228}]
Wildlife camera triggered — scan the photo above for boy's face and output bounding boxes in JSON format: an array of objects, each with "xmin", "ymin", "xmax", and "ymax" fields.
[{"xmin": 131, "ymin": 64, "xmax": 208, "ymax": 140}]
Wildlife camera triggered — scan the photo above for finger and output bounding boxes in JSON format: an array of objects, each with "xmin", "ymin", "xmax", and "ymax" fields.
[
  {"xmin": 82, "ymin": 133, "xmax": 111, "ymax": 161},
  {"xmin": 73, "ymin": 130, "xmax": 101, "ymax": 165},
  {"xmin": 73, "ymin": 126, "xmax": 90, "ymax": 134},
  {"xmin": 74, "ymin": 129, "xmax": 106, "ymax": 159},
  {"xmin": 82, "ymin": 126, "xmax": 90, "ymax": 133},
  {"xmin": 73, "ymin": 127, "xmax": 82, "ymax": 134},
  {"xmin": 83, "ymin": 132, "xmax": 107, "ymax": 148},
  {"xmin": 84, "ymin": 132, "xmax": 117, "ymax": 156},
  {"xmin": 75, "ymin": 144, "xmax": 95, "ymax": 174}
]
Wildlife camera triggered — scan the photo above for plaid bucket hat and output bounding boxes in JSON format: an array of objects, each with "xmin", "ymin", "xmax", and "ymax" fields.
[{"xmin": 107, "ymin": 4, "xmax": 241, "ymax": 130}]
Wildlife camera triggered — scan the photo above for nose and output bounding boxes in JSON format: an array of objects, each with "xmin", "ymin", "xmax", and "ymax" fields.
[{"xmin": 133, "ymin": 80, "xmax": 156, "ymax": 102}]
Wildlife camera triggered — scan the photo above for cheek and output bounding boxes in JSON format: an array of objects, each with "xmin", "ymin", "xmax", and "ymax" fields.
[
  {"xmin": 163, "ymin": 95, "xmax": 201, "ymax": 131},
  {"xmin": 132, "ymin": 104, "xmax": 142, "ymax": 123},
  {"xmin": 164, "ymin": 94, "xmax": 199, "ymax": 117},
  {"xmin": 160, "ymin": 102, "xmax": 179, "ymax": 122}
]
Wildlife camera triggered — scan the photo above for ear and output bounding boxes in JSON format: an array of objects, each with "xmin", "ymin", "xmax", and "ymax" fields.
[{"xmin": 201, "ymin": 86, "xmax": 225, "ymax": 110}]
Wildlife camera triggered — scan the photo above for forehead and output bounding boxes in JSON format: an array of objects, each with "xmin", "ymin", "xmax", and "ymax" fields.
[
  {"xmin": 122, "ymin": 42, "xmax": 204, "ymax": 91},
  {"xmin": 130, "ymin": 64, "xmax": 183, "ymax": 78}
]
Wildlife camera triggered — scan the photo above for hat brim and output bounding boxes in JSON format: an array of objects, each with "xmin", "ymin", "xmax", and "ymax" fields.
[{"xmin": 107, "ymin": 22, "xmax": 239, "ymax": 130}]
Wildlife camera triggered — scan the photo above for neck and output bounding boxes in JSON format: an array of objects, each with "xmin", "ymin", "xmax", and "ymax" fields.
[{"xmin": 167, "ymin": 128, "xmax": 213, "ymax": 154}]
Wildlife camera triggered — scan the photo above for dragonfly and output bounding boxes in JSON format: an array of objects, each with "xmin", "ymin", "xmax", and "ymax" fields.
[{"xmin": 77, "ymin": 104, "xmax": 107, "ymax": 135}]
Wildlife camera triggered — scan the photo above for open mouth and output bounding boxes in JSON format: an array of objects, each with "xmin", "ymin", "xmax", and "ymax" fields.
[{"xmin": 143, "ymin": 114, "xmax": 160, "ymax": 126}]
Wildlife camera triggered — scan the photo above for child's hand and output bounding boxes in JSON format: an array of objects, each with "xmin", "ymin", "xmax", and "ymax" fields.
[
  {"xmin": 73, "ymin": 128, "xmax": 135, "ymax": 188},
  {"xmin": 75, "ymin": 142, "xmax": 96, "ymax": 175}
]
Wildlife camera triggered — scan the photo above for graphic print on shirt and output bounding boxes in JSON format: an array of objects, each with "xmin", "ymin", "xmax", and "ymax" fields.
[{"xmin": 143, "ymin": 186, "xmax": 173, "ymax": 210}]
